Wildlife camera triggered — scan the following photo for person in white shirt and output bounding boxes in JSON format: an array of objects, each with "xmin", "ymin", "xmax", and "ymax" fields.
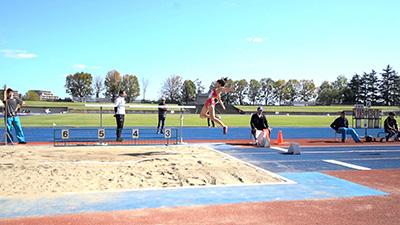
[{"xmin": 114, "ymin": 90, "xmax": 126, "ymax": 142}]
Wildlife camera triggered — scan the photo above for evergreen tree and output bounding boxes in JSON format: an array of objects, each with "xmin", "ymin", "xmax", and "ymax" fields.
[
  {"xmin": 359, "ymin": 72, "xmax": 369, "ymax": 104},
  {"xmin": 366, "ymin": 70, "xmax": 380, "ymax": 105},
  {"xmin": 348, "ymin": 73, "xmax": 362, "ymax": 103},
  {"xmin": 380, "ymin": 64, "xmax": 400, "ymax": 106}
]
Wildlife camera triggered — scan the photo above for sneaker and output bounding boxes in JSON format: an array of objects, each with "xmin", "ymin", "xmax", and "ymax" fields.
[
  {"xmin": 18, "ymin": 141, "xmax": 27, "ymax": 144},
  {"xmin": 116, "ymin": 138, "xmax": 124, "ymax": 142},
  {"xmin": 223, "ymin": 126, "xmax": 228, "ymax": 135},
  {"xmin": 160, "ymin": 131, "xmax": 164, "ymax": 134},
  {"xmin": 157, "ymin": 131, "xmax": 160, "ymax": 134},
  {"xmin": 341, "ymin": 139, "xmax": 345, "ymax": 143}
]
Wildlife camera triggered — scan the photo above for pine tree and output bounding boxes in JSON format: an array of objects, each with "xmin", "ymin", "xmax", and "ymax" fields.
[
  {"xmin": 380, "ymin": 65, "xmax": 400, "ymax": 106},
  {"xmin": 348, "ymin": 73, "xmax": 363, "ymax": 103},
  {"xmin": 366, "ymin": 70, "xmax": 380, "ymax": 105}
]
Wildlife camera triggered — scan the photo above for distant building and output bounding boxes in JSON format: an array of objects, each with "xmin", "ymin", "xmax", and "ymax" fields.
[
  {"xmin": 0, "ymin": 89, "xmax": 20, "ymax": 98},
  {"xmin": 284, "ymin": 101, "xmax": 316, "ymax": 106},
  {"xmin": 30, "ymin": 90, "xmax": 59, "ymax": 101},
  {"xmin": 195, "ymin": 93, "xmax": 209, "ymax": 105}
]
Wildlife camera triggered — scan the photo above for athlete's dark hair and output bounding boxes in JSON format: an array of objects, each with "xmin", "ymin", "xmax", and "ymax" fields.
[
  {"xmin": 217, "ymin": 77, "xmax": 228, "ymax": 87},
  {"xmin": 119, "ymin": 90, "xmax": 125, "ymax": 95}
]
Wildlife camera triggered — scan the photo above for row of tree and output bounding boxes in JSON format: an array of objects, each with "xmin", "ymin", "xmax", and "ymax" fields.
[
  {"xmin": 63, "ymin": 65, "xmax": 399, "ymax": 106},
  {"xmin": 318, "ymin": 65, "xmax": 400, "ymax": 106},
  {"xmin": 65, "ymin": 70, "xmax": 141, "ymax": 102}
]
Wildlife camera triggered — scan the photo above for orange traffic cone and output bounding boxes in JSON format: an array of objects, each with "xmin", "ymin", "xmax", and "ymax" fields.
[{"xmin": 275, "ymin": 130, "xmax": 285, "ymax": 145}]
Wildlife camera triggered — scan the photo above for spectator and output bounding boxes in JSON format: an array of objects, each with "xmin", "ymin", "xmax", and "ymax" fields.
[
  {"xmin": 114, "ymin": 90, "xmax": 126, "ymax": 142},
  {"xmin": 330, "ymin": 111, "xmax": 362, "ymax": 143},
  {"xmin": 250, "ymin": 106, "xmax": 270, "ymax": 145},
  {"xmin": 2, "ymin": 86, "xmax": 27, "ymax": 144},
  {"xmin": 384, "ymin": 112, "xmax": 400, "ymax": 142},
  {"xmin": 207, "ymin": 118, "xmax": 215, "ymax": 128},
  {"xmin": 157, "ymin": 97, "xmax": 167, "ymax": 134}
]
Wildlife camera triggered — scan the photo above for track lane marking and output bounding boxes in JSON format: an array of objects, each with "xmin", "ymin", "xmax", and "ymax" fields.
[
  {"xmin": 270, "ymin": 147, "xmax": 288, "ymax": 153},
  {"xmin": 323, "ymin": 159, "xmax": 371, "ymax": 170}
]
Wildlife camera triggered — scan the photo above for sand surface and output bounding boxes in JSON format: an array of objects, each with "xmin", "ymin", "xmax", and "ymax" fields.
[{"xmin": 0, "ymin": 144, "xmax": 285, "ymax": 198}]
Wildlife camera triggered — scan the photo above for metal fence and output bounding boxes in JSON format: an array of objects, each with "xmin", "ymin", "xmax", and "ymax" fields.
[{"xmin": 53, "ymin": 128, "xmax": 179, "ymax": 146}]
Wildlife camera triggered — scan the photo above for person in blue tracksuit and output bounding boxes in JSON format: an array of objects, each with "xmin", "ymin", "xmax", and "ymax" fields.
[{"xmin": 2, "ymin": 87, "xmax": 27, "ymax": 144}]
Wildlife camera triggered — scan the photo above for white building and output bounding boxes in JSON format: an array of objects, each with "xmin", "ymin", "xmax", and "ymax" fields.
[{"xmin": 31, "ymin": 90, "xmax": 59, "ymax": 101}]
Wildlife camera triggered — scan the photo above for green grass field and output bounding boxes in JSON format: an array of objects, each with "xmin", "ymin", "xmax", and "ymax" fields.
[
  {"xmin": 1, "ymin": 114, "xmax": 337, "ymax": 128},
  {"xmin": 236, "ymin": 105, "xmax": 399, "ymax": 113},
  {"xmin": 2, "ymin": 101, "xmax": 397, "ymax": 128},
  {"xmin": 23, "ymin": 101, "xmax": 399, "ymax": 113},
  {"xmin": 23, "ymin": 101, "xmax": 178, "ymax": 111}
]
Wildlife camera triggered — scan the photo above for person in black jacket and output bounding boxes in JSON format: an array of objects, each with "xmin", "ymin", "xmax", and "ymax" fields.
[
  {"xmin": 384, "ymin": 112, "xmax": 399, "ymax": 141},
  {"xmin": 250, "ymin": 106, "xmax": 269, "ymax": 143},
  {"xmin": 330, "ymin": 111, "xmax": 362, "ymax": 143},
  {"xmin": 157, "ymin": 97, "xmax": 167, "ymax": 134}
]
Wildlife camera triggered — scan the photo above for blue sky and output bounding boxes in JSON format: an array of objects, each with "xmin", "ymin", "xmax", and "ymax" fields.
[{"xmin": 1, "ymin": 0, "xmax": 399, "ymax": 100}]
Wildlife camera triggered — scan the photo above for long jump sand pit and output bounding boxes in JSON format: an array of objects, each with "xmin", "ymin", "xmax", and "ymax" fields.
[{"xmin": 0, "ymin": 144, "xmax": 285, "ymax": 198}]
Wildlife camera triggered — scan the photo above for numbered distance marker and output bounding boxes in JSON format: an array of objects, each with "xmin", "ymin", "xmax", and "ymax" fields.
[
  {"xmin": 132, "ymin": 129, "xmax": 139, "ymax": 139},
  {"xmin": 61, "ymin": 129, "xmax": 69, "ymax": 139},
  {"xmin": 98, "ymin": 129, "xmax": 105, "ymax": 139},
  {"xmin": 164, "ymin": 129, "xmax": 171, "ymax": 139}
]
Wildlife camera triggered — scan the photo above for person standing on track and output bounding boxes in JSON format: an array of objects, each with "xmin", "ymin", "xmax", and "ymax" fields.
[
  {"xmin": 200, "ymin": 78, "xmax": 235, "ymax": 135},
  {"xmin": 2, "ymin": 86, "xmax": 27, "ymax": 144},
  {"xmin": 114, "ymin": 90, "xmax": 126, "ymax": 142},
  {"xmin": 157, "ymin": 97, "xmax": 167, "ymax": 134}
]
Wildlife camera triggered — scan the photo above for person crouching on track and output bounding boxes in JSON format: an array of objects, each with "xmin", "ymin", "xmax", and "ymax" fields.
[
  {"xmin": 250, "ymin": 106, "xmax": 270, "ymax": 145},
  {"xmin": 200, "ymin": 78, "xmax": 235, "ymax": 135},
  {"xmin": 330, "ymin": 111, "xmax": 362, "ymax": 143},
  {"xmin": 384, "ymin": 112, "xmax": 400, "ymax": 142},
  {"xmin": 2, "ymin": 86, "xmax": 27, "ymax": 144},
  {"xmin": 114, "ymin": 90, "xmax": 126, "ymax": 142}
]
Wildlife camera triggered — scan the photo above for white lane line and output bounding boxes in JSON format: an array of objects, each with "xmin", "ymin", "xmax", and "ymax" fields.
[
  {"xmin": 323, "ymin": 159, "xmax": 371, "ymax": 170},
  {"xmin": 270, "ymin": 147, "xmax": 288, "ymax": 153}
]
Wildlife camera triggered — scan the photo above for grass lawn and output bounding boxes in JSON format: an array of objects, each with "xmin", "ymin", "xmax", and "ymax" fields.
[
  {"xmin": 22, "ymin": 101, "xmax": 399, "ymax": 113},
  {"xmin": 23, "ymin": 101, "xmax": 178, "ymax": 111},
  {"xmin": 235, "ymin": 105, "xmax": 399, "ymax": 113},
  {"xmin": 1, "ymin": 114, "xmax": 337, "ymax": 128}
]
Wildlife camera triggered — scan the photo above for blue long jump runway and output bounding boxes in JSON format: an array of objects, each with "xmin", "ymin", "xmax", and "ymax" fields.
[
  {"xmin": 213, "ymin": 144, "xmax": 400, "ymax": 173},
  {"xmin": 0, "ymin": 126, "xmax": 385, "ymax": 143},
  {"xmin": 0, "ymin": 171, "xmax": 388, "ymax": 219}
]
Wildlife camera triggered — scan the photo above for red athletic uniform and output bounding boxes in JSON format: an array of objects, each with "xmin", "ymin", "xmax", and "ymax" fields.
[{"xmin": 205, "ymin": 88, "xmax": 218, "ymax": 107}]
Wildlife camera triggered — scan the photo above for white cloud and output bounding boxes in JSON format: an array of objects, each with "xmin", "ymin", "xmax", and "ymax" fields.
[
  {"xmin": 245, "ymin": 37, "xmax": 266, "ymax": 42},
  {"xmin": 92, "ymin": 66, "xmax": 102, "ymax": 69},
  {"xmin": 0, "ymin": 49, "xmax": 38, "ymax": 59},
  {"xmin": 72, "ymin": 64, "xmax": 87, "ymax": 69}
]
